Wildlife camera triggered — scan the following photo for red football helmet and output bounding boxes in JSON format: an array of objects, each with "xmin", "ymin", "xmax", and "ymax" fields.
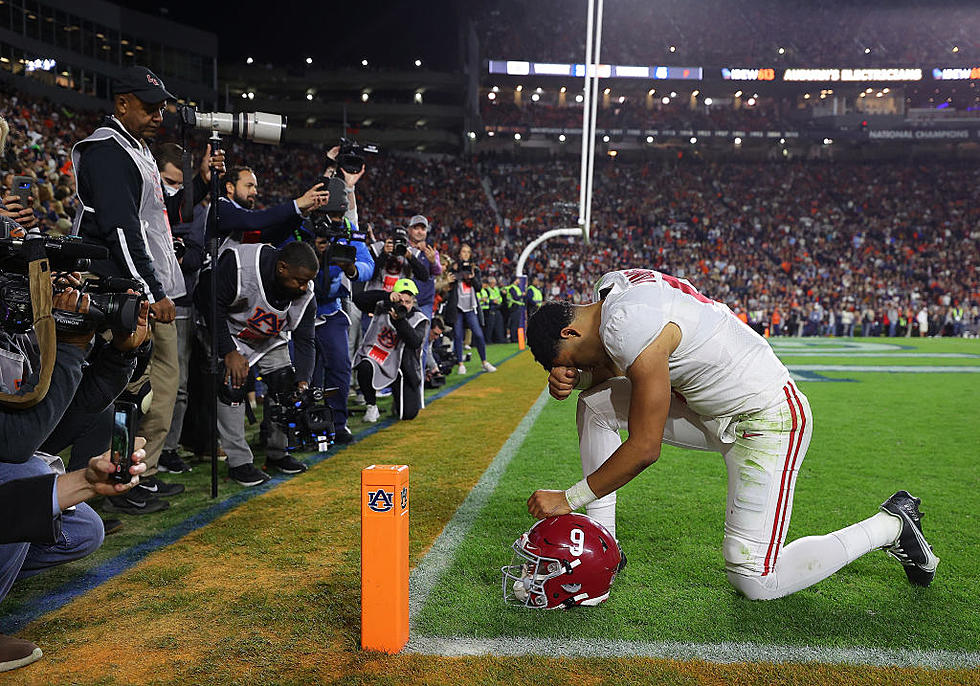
[{"xmin": 501, "ymin": 513, "xmax": 622, "ymax": 609}]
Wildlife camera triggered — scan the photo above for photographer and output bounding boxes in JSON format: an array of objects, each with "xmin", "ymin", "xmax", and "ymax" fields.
[
  {"xmin": 214, "ymin": 166, "xmax": 329, "ymax": 247},
  {"xmin": 353, "ymin": 280, "xmax": 429, "ymax": 423},
  {"xmin": 71, "ymin": 66, "xmax": 187, "ymax": 510},
  {"xmin": 355, "ymin": 226, "xmax": 429, "ymax": 319},
  {"xmin": 154, "ymin": 143, "xmax": 211, "ymax": 475},
  {"xmin": 405, "ymin": 215, "xmax": 442, "ymax": 320},
  {"xmin": 196, "ymin": 241, "xmax": 319, "ymax": 486},
  {"xmin": 308, "ymin": 178, "xmax": 374, "ymax": 443},
  {"xmin": 424, "ymin": 316, "xmax": 454, "ymax": 389},
  {"xmin": 446, "ymin": 244, "xmax": 495, "ymax": 375},
  {"xmin": 0, "ymin": 116, "xmax": 38, "ymax": 234}
]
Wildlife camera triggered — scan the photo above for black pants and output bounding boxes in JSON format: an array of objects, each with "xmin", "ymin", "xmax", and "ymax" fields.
[{"xmin": 356, "ymin": 356, "xmax": 423, "ymax": 421}]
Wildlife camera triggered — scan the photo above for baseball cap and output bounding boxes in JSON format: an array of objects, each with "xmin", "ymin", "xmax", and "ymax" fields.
[
  {"xmin": 393, "ymin": 278, "xmax": 419, "ymax": 296},
  {"xmin": 408, "ymin": 215, "xmax": 429, "ymax": 228},
  {"xmin": 113, "ymin": 66, "xmax": 175, "ymax": 103}
]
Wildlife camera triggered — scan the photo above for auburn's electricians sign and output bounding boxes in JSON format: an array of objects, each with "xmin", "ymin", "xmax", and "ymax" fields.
[{"xmin": 783, "ymin": 68, "xmax": 922, "ymax": 81}]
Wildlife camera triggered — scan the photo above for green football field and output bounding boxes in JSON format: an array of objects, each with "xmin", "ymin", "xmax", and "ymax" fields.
[{"xmin": 411, "ymin": 337, "xmax": 980, "ymax": 664}]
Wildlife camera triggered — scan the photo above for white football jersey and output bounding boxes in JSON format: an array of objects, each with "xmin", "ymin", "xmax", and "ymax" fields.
[{"xmin": 595, "ymin": 269, "xmax": 790, "ymax": 418}]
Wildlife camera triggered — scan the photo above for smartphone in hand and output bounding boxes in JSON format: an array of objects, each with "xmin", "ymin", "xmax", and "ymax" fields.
[{"xmin": 111, "ymin": 401, "xmax": 137, "ymax": 483}]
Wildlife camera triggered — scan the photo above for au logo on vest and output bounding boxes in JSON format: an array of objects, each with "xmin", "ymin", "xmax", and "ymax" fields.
[
  {"xmin": 241, "ymin": 306, "xmax": 285, "ymax": 340},
  {"xmin": 367, "ymin": 488, "xmax": 395, "ymax": 513}
]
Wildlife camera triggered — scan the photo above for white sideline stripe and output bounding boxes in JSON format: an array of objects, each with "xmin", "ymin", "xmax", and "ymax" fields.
[
  {"xmin": 787, "ymin": 365, "xmax": 980, "ymax": 373},
  {"xmin": 407, "ymin": 387, "xmax": 550, "ymax": 647},
  {"xmin": 409, "ymin": 636, "xmax": 980, "ymax": 669},
  {"xmin": 405, "ymin": 388, "xmax": 980, "ymax": 669},
  {"xmin": 778, "ymin": 352, "xmax": 980, "ymax": 359}
]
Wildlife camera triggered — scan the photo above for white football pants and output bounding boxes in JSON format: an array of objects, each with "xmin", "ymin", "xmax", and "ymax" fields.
[{"xmin": 576, "ymin": 378, "xmax": 900, "ymax": 600}]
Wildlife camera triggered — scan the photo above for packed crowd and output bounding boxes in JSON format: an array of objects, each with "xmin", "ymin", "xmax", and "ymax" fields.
[
  {"xmin": 475, "ymin": 0, "xmax": 979, "ymax": 67},
  {"xmin": 481, "ymin": 97, "xmax": 793, "ymax": 132}
]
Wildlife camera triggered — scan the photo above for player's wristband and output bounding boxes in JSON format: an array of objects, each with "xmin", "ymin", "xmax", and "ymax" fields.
[
  {"xmin": 565, "ymin": 478, "xmax": 597, "ymax": 510},
  {"xmin": 574, "ymin": 369, "xmax": 593, "ymax": 390}
]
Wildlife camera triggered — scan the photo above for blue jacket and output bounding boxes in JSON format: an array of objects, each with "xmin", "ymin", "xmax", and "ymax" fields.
[
  {"xmin": 314, "ymin": 234, "xmax": 374, "ymax": 317},
  {"xmin": 211, "ymin": 196, "xmax": 304, "ymax": 244}
]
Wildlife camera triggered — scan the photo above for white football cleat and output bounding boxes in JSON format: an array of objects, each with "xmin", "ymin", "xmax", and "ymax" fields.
[
  {"xmin": 457, "ymin": 363, "xmax": 467, "ymax": 375},
  {"xmin": 482, "ymin": 360, "xmax": 497, "ymax": 373},
  {"xmin": 364, "ymin": 404, "xmax": 380, "ymax": 423}
]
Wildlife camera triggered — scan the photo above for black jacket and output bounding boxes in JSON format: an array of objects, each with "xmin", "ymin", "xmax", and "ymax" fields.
[
  {"xmin": 75, "ymin": 118, "xmax": 166, "ymax": 301},
  {"xmin": 211, "ymin": 196, "xmax": 304, "ymax": 245}
]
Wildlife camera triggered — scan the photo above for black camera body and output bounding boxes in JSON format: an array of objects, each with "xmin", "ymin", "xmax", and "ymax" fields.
[
  {"xmin": 390, "ymin": 303, "xmax": 409, "ymax": 319},
  {"xmin": 391, "ymin": 227, "xmax": 409, "ymax": 258},
  {"xmin": 0, "ymin": 234, "xmax": 144, "ymax": 335},
  {"xmin": 337, "ymin": 137, "xmax": 379, "ymax": 175},
  {"xmin": 454, "ymin": 260, "xmax": 475, "ymax": 285},
  {"xmin": 266, "ymin": 386, "xmax": 335, "ymax": 452}
]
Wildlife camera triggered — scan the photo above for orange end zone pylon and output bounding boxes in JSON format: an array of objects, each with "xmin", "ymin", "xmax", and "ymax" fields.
[
  {"xmin": 361, "ymin": 465, "xmax": 409, "ymax": 653},
  {"xmin": 518, "ymin": 327, "xmax": 526, "ymax": 350}
]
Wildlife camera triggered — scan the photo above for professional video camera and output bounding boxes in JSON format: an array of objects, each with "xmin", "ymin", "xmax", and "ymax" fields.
[
  {"xmin": 453, "ymin": 260, "xmax": 475, "ymax": 285},
  {"xmin": 0, "ymin": 234, "xmax": 144, "ymax": 335},
  {"xmin": 336, "ymin": 137, "xmax": 379, "ymax": 174},
  {"xmin": 309, "ymin": 177, "xmax": 367, "ymax": 265},
  {"xmin": 176, "ymin": 106, "xmax": 287, "ymax": 145},
  {"xmin": 266, "ymin": 386, "xmax": 335, "ymax": 452}
]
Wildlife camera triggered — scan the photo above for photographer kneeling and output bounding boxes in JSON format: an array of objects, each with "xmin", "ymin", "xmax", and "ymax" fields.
[
  {"xmin": 353, "ymin": 280, "xmax": 429, "ymax": 423},
  {"xmin": 197, "ymin": 241, "xmax": 319, "ymax": 487}
]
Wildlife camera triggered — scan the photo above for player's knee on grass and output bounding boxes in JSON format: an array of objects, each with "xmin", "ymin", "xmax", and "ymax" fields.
[{"xmin": 725, "ymin": 569, "xmax": 779, "ymax": 601}]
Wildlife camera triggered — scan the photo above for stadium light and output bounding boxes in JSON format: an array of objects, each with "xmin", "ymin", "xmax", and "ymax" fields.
[
  {"xmin": 361, "ymin": 59, "xmax": 369, "ymax": 67},
  {"xmin": 516, "ymin": 85, "xmax": 523, "ymax": 92},
  {"xmin": 531, "ymin": 93, "xmax": 540, "ymax": 101},
  {"xmin": 690, "ymin": 136, "xmax": 697, "ymax": 144},
  {"xmin": 778, "ymin": 47, "xmax": 785, "ymax": 55},
  {"xmin": 618, "ymin": 96, "xmax": 625, "ymax": 103},
  {"xmin": 864, "ymin": 47, "xmax": 871, "ymax": 54},
  {"xmin": 247, "ymin": 91, "xmax": 254, "ymax": 100},
  {"xmin": 669, "ymin": 45, "xmax": 676, "ymax": 53},
  {"xmin": 241, "ymin": 93, "xmax": 247, "ymax": 99},
  {"xmin": 468, "ymin": 131, "xmax": 477, "ymax": 140},
  {"xmin": 804, "ymin": 93, "xmax": 811, "ymax": 99},
  {"xmin": 735, "ymin": 90, "xmax": 743, "ymax": 98},
  {"xmin": 747, "ymin": 97, "xmax": 756, "ymax": 106},
  {"xmin": 823, "ymin": 137, "xmax": 833, "ymax": 145},
  {"xmin": 670, "ymin": 91, "xmax": 677, "ymax": 98},
  {"xmin": 661, "ymin": 96, "xmax": 670, "ymax": 104},
  {"xmin": 953, "ymin": 46, "xmax": 960, "ymax": 53},
  {"xmin": 492, "ymin": 86, "xmax": 500, "ymax": 92},
  {"xmin": 487, "ymin": 131, "xmax": 495, "ymax": 137},
  {"xmin": 306, "ymin": 57, "xmax": 313, "ymax": 64},
  {"xmin": 779, "ymin": 138, "xmax": 785, "ymax": 144},
  {"xmin": 575, "ymin": 94, "xmax": 584, "ymax": 103},
  {"xmin": 361, "ymin": 92, "xmax": 369, "ymax": 102},
  {"xmin": 692, "ymin": 89, "xmax": 700, "ymax": 97},
  {"xmin": 514, "ymin": 133, "xmax": 522, "ymax": 141},
  {"xmin": 608, "ymin": 150, "xmax": 618, "ymax": 157},
  {"xmin": 883, "ymin": 88, "xmax": 890, "ymax": 94},
  {"xmin": 559, "ymin": 134, "xmax": 567, "ymax": 142},
  {"xmin": 734, "ymin": 137, "xmax": 742, "ymax": 145},
  {"xmin": 704, "ymin": 97, "xmax": 713, "ymax": 105},
  {"xmin": 487, "ymin": 92, "xmax": 496, "ymax": 100},
  {"xmin": 604, "ymin": 88, "xmax": 611, "ymax": 95},
  {"xmin": 648, "ymin": 89, "xmax": 655, "ymax": 95},
  {"xmin": 560, "ymin": 86, "xmax": 567, "ymax": 93},
  {"xmin": 646, "ymin": 135, "xmax": 654, "ymax": 143},
  {"xmin": 306, "ymin": 93, "xmax": 313, "ymax": 101},
  {"xmin": 246, "ymin": 57, "xmax": 253, "ymax": 64},
  {"xmin": 536, "ymin": 87, "xmax": 543, "ymax": 93},
  {"xmin": 866, "ymin": 87, "xmax": 874, "ymax": 93},
  {"xmin": 415, "ymin": 59, "xmax": 423, "ymax": 67},
  {"xmin": 414, "ymin": 91, "xmax": 423, "ymax": 103},
  {"xmin": 602, "ymin": 135, "xmax": 610, "ymax": 142}
]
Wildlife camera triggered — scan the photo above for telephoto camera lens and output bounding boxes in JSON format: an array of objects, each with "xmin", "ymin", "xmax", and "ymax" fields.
[{"xmin": 88, "ymin": 293, "xmax": 141, "ymax": 333}]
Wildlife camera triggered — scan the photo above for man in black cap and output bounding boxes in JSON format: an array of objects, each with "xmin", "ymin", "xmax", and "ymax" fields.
[{"xmin": 70, "ymin": 66, "xmax": 187, "ymax": 514}]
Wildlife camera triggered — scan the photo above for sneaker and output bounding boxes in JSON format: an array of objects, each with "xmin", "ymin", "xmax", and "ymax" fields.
[
  {"xmin": 0, "ymin": 634, "xmax": 43, "ymax": 673},
  {"xmin": 138, "ymin": 475, "xmax": 185, "ymax": 498},
  {"xmin": 158, "ymin": 450, "xmax": 192, "ymax": 474},
  {"xmin": 352, "ymin": 392, "xmax": 366, "ymax": 405},
  {"xmin": 364, "ymin": 404, "xmax": 380, "ymax": 423},
  {"xmin": 464, "ymin": 344, "xmax": 472, "ymax": 351},
  {"xmin": 880, "ymin": 490, "xmax": 940, "ymax": 587},
  {"xmin": 229, "ymin": 463, "xmax": 272, "ymax": 487},
  {"xmin": 102, "ymin": 518, "xmax": 123, "ymax": 536},
  {"xmin": 457, "ymin": 363, "xmax": 467, "ymax": 375},
  {"xmin": 482, "ymin": 360, "xmax": 497, "ymax": 373},
  {"xmin": 103, "ymin": 488, "xmax": 170, "ymax": 515},
  {"xmin": 333, "ymin": 426, "xmax": 354, "ymax": 444},
  {"xmin": 377, "ymin": 387, "xmax": 392, "ymax": 397},
  {"xmin": 266, "ymin": 455, "xmax": 308, "ymax": 475}
]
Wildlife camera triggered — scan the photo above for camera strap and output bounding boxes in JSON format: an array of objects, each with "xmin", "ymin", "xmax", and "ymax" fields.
[{"xmin": 0, "ymin": 247, "xmax": 57, "ymax": 409}]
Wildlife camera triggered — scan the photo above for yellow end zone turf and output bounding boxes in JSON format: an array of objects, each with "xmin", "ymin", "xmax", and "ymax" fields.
[{"xmin": 9, "ymin": 351, "xmax": 980, "ymax": 686}]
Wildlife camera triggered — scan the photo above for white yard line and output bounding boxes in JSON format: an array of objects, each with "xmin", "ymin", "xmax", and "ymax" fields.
[{"xmin": 788, "ymin": 365, "xmax": 980, "ymax": 373}]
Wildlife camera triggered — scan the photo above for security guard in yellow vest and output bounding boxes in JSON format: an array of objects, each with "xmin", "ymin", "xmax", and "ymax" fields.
[
  {"xmin": 504, "ymin": 277, "xmax": 525, "ymax": 342},
  {"xmin": 525, "ymin": 277, "xmax": 544, "ymax": 317},
  {"xmin": 485, "ymin": 275, "xmax": 505, "ymax": 343}
]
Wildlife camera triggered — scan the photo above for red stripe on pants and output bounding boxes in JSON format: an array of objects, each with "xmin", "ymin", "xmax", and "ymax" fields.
[
  {"xmin": 770, "ymin": 382, "xmax": 807, "ymax": 573},
  {"xmin": 763, "ymin": 384, "xmax": 798, "ymax": 575}
]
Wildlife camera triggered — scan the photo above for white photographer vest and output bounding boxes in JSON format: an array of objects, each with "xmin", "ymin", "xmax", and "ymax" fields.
[
  {"xmin": 221, "ymin": 243, "xmax": 314, "ymax": 365},
  {"xmin": 70, "ymin": 121, "xmax": 184, "ymax": 299},
  {"xmin": 355, "ymin": 308, "xmax": 428, "ymax": 389}
]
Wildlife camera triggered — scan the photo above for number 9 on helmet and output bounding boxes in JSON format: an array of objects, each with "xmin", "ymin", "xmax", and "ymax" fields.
[{"xmin": 501, "ymin": 513, "xmax": 622, "ymax": 609}]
